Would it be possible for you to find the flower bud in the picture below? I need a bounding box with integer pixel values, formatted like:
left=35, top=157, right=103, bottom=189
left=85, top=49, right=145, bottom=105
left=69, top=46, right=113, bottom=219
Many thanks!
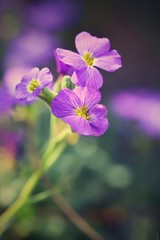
left=61, top=75, right=75, bottom=90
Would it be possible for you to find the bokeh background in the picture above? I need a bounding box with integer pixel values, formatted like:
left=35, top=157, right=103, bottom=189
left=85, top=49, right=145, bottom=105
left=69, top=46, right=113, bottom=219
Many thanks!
left=0, top=0, right=160, bottom=239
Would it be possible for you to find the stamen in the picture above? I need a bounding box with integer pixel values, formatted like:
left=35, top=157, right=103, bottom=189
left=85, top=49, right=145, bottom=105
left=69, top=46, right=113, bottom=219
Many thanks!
left=27, top=79, right=40, bottom=93
left=76, top=105, right=90, bottom=120
left=83, top=52, right=95, bottom=66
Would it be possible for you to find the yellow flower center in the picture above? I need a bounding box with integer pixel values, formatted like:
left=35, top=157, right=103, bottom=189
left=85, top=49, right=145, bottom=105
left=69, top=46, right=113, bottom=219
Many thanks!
left=27, top=79, right=40, bottom=93
left=76, top=105, right=90, bottom=120
left=83, top=52, right=95, bottom=66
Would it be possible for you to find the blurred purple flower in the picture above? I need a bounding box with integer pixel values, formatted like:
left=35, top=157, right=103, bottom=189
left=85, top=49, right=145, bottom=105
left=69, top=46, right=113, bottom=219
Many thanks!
left=3, top=66, right=30, bottom=96
left=0, top=129, right=21, bottom=156
left=0, top=87, right=15, bottom=115
left=0, top=129, right=21, bottom=172
left=56, top=31, right=122, bottom=89
left=51, top=87, right=109, bottom=136
left=110, top=90, right=160, bottom=137
left=15, top=67, right=53, bottom=102
left=25, top=0, right=79, bottom=31
left=4, top=28, right=59, bottom=67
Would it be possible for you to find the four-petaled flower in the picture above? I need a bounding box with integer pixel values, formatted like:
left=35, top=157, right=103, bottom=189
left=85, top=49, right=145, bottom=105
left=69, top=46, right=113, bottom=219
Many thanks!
left=15, top=67, right=53, bottom=102
left=51, top=87, right=109, bottom=136
left=56, top=31, right=122, bottom=89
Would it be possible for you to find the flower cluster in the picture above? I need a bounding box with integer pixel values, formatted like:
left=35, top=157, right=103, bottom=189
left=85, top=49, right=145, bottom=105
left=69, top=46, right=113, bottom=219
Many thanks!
left=15, top=32, right=122, bottom=136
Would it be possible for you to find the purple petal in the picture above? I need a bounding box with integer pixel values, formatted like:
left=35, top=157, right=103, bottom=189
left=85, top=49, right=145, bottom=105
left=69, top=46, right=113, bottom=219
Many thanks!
left=95, top=50, right=122, bottom=72
left=62, top=115, right=93, bottom=136
left=75, top=31, right=110, bottom=57
left=15, top=82, right=31, bottom=100
left=75, top=67, right=103, bottom=89
left=51, top=88, right=82, bottom=118
left=21, top=74, right=31, bottom=83
left=38, top=67, right=53, bottom=86
left=21, top=67, right=40, bottom=84
left=73, top=87, right=101, bottom=108
left=90, top=104, right=108, bottom=117
left=29, top=67, right=40, bottom=79
left=71, top=71, right=78, bottom=84
left=89, top=104, right=109, bottom=136
left=56, top=48, right=85, bottom=70
left=54, top=50, right=74, bottom=76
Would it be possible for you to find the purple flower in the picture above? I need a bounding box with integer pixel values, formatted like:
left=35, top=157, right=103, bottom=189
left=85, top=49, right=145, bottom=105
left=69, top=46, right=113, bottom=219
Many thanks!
left=4, top=29, right=59, bottom=67
left=110, top=90, right=160, bottom=138
left=0, top=129, right=21, bottom=156
left=25, top=0, right=79, bottom=31
left=0, top=129, right=21, bottom=173
left=15, top=67, right=53, bottom=102
left=3, top=66, right=30, bottom=96
left=0, top=87, right=15, bottom=115
left=56, top=31, right=122, bottom=89
left=51, top=87, right=109, bottom=136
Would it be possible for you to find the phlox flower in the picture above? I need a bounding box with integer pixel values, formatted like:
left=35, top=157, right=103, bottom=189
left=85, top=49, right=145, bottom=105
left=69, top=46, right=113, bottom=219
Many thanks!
left=15, top=67, right=53, bottom=102
left=51, top=87, right=109, bottom=136
left=56, top=31, right=122, bottom=89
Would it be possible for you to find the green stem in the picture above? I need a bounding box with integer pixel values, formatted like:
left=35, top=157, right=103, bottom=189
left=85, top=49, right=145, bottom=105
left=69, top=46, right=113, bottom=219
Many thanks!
left=39, top=87, right=56, bottom=105
left=0, top=169, right=42, bottom=234
left=38, top=94, right=51, bottom=106
left=43, top=127, right=71, bottom=161
left=0, top=129, right=68, bottom=235
left=28, top=188, right=59, bottom=204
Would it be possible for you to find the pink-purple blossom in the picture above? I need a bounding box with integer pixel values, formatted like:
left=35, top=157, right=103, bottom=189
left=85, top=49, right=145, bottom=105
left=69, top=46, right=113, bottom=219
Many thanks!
left=110, top=90, right=160, bottom=138
left=51, top=87, right=109, bottom=136
left=25, top=0, right=79, bottom=31
left=56, top=31, right=122, bottom=89
left=3, top=66, right=30, bottom=96
left=15, top=67, right=53, bottom=102
left=4, top=29, right=58, bottom=67
left=0, top=129, right=21, bottom=157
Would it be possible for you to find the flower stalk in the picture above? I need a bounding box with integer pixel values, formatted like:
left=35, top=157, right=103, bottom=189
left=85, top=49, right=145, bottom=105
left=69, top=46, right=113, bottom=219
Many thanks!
left=0, top=128, right=69, bottom=235
left=2, top=30, right=122, bottom=238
